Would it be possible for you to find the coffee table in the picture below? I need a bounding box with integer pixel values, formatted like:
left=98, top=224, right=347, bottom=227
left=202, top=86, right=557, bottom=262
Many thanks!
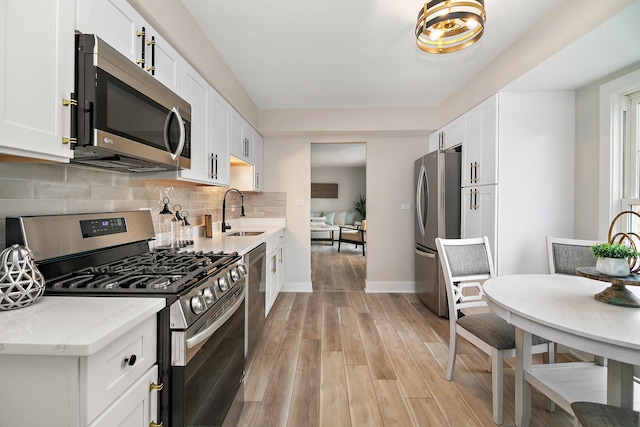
left=311, top=224, right=339, bottom=245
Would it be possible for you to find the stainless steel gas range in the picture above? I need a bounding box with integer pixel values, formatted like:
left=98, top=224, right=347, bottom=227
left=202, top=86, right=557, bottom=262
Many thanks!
left=6, top=210, right=246, bottom=427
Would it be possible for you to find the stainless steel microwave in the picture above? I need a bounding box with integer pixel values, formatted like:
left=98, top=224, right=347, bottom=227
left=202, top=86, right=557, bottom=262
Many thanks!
left=72, top=33, right=191, bottom=172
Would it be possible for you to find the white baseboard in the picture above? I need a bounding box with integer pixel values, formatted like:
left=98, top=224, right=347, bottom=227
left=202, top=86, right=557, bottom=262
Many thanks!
left=282, top=282, right=313, bottom=293
left=365, top=281, right=416, bottom=293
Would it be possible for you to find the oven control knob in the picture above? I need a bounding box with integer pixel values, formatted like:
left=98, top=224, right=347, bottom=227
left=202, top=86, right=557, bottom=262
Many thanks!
left=230, top=267, right=243, bottom=281
left=218, top=276, right=230, bottom=292
left=202, top=286, right=216, bottom=304
left=237, top=264, right=247, bottom=275
left=190, top=295, right=206, bottom=314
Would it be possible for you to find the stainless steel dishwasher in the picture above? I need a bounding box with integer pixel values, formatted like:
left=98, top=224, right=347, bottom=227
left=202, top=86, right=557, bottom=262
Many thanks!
left=245, top=242, right=266, bottom=365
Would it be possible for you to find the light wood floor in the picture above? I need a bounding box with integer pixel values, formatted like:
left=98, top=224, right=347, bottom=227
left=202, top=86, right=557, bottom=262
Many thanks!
left=237, top=243, right=574, bottom=426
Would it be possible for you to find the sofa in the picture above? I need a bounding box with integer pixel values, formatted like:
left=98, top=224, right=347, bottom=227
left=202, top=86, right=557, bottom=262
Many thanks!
left=310, top=211, right=361, bottom=243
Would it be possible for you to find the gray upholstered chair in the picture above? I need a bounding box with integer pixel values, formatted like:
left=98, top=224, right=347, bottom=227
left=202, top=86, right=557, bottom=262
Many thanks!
left=338, top=220, right=366, bottom=256
left=571, top=401, right=639, bottom=427
left=546, top=236, right=600, bottom=275
left=436, top=236, right=555, bottom=426
left=546, top=236, right=606, bottom=366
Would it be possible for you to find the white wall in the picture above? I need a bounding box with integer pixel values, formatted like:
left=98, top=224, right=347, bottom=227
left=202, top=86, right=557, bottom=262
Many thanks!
left=310, top=166, right=365, bottom=215
left=439, top=0, right=636, bottom=128
left=497, top=91, right=576, bottom=274
left=574, top=63, right=640, bottom=240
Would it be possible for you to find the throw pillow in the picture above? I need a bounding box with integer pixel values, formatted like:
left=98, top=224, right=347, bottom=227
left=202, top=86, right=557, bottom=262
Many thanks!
left=333, top=211, right=347, bottom=226
left=345, top=211, right=356, bottom=225
left=323, top=211, right=336, bottom=225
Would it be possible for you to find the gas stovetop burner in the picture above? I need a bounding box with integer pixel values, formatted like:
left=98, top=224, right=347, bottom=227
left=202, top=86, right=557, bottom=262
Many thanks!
left=44, top=250, right=239, bottom=295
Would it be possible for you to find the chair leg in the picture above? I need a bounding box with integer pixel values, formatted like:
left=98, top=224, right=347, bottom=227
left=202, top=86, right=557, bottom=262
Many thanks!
left=492, top=349, right=504, bottom=425
left=445, top=327, right=457, bottom=381
left=338, top=239, right=341, bottom=252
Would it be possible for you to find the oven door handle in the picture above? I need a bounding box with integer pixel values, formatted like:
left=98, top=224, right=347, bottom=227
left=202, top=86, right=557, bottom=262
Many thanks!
left=185, top=287, right=245, bottom=349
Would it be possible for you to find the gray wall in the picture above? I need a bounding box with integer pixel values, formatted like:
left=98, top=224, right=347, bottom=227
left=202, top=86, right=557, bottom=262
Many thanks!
left=310, top=166, right=365, bottom=215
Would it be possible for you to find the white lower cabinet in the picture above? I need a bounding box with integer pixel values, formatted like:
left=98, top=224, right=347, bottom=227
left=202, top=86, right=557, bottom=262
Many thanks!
left=0, top=316, right=160, bottom=427
left=265, top=230, right=285, bottom=315
left=89, top=365, right=159, bottom=427
left=461, top=184, right=497, bottom=256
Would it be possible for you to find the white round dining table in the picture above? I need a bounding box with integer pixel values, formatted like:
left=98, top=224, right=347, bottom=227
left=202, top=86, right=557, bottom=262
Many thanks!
left=483, top=274, right=640, bottom=427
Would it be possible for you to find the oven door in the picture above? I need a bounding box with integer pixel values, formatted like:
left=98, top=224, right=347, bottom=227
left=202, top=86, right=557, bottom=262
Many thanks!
left=171, top=285, right=245, bottom=427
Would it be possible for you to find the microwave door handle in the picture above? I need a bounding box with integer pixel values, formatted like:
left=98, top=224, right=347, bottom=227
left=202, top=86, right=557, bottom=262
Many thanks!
left=164, top=107, right=186, bottom=161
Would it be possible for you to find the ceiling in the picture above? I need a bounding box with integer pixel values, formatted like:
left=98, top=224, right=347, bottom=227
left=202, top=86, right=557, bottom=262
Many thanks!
left=179, top=1, right=640, bottom=166
left=311, top=143, right=366, bottom=168
left=180, top=0, right=566, bottom=110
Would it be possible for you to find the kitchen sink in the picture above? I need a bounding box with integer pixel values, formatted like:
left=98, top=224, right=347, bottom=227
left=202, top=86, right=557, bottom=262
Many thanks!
left=226, top=231, right=265, bottom=237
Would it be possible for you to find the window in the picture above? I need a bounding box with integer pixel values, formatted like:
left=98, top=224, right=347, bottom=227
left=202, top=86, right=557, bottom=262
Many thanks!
left=621, top=91, right=640, bottom=230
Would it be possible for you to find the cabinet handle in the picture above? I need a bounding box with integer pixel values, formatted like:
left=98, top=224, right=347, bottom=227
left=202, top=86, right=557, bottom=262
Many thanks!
left=271, top=255, right=277, bottom=274
left=146, top=36, right=156, bottom=75
left=149, top=422, right=163, bottom=427
left=62, top=99, right=77, bottom=107
left=149, top=382, right=164, bottom=391
left=256, top=172, right=259, bottom=188
left=136, top=27, right=146, bottom=67
left=124, top=355, right=137, bottom=366
left=209, top=153, right=218, bottom=179
left=61, top=137, right=77, bottom=144
left=470, top=189, right=479, bottom=210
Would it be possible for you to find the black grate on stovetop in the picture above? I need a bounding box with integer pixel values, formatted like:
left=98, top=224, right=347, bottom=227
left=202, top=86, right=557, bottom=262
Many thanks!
left=44, top=250, right=238, bottom=294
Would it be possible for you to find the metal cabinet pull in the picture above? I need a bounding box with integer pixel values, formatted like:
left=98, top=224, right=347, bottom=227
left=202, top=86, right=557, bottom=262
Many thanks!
left=137, top=27, right=146, bottom=67
left=149, top=422, right=163, bottom=427
left=209, top=153, right=218, bottom=179
left=146, top=36, right=156, bottom=74
left=149, top=382, right=164, bottom=391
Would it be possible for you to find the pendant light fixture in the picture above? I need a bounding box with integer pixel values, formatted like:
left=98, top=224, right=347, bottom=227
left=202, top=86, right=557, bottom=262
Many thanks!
left=415, top=0, right=486, bottom=54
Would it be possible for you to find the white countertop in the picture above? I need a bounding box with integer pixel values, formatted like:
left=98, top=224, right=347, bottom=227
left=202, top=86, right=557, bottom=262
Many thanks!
left=0, top=218, right=284, bottom=357
left=189, top=217, right=286, bottom=255
left=0, top=296, right=165, bottom=357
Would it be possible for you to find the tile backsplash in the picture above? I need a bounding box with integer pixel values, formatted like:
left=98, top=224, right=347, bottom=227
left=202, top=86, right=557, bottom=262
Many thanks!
left=0, top=163, right=285, bottom=248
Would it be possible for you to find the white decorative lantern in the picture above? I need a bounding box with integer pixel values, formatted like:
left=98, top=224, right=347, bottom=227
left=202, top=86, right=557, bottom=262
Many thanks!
left=0, top=244, right=45, bottom=310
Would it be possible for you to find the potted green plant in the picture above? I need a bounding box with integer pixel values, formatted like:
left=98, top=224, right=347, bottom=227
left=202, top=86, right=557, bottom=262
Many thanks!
left=354, top=194, right=366, bottom=220
left=590, top=242, right=639, bottom=277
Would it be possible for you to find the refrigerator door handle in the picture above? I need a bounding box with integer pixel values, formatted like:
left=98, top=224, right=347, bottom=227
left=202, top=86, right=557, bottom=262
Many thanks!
left=416, top=165, right=427, bottom=237
left=415, top=248, right=436, bottom=258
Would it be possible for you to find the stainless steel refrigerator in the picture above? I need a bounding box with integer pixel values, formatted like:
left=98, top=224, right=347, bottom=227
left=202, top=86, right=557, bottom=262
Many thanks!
left=415, top=148, right=461, bottom=317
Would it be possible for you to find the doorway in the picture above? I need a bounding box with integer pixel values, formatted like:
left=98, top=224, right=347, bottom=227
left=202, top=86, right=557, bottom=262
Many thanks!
left=310, top=142, right=366, bottom=291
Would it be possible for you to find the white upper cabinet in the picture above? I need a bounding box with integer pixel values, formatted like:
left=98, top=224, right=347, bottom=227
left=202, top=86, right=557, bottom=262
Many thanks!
left=139, top=21, right=182, bottom=93
left=76, top=0, right=139, bottom=61
left=429, top=117, right=464, bottom=153
left=253, top=133, right=263, bottom=192
left=210, top=91, right=231, bottom=186
left=441, top=120, right=464, bottom=150
left=230, top=110, right=250, bottom=162
left=462, top=95, right=498, bottom=187
left=0, top=0, right=75, bottom=162
left=76, top=0, right=182, bottom=93
left=178, top=62, right=211, bottom=184
left=229, top=109, right=263, bottom=192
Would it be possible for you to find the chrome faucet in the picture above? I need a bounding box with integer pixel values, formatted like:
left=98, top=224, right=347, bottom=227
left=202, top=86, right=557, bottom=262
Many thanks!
left=221, top=188, right=245, bottom=232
